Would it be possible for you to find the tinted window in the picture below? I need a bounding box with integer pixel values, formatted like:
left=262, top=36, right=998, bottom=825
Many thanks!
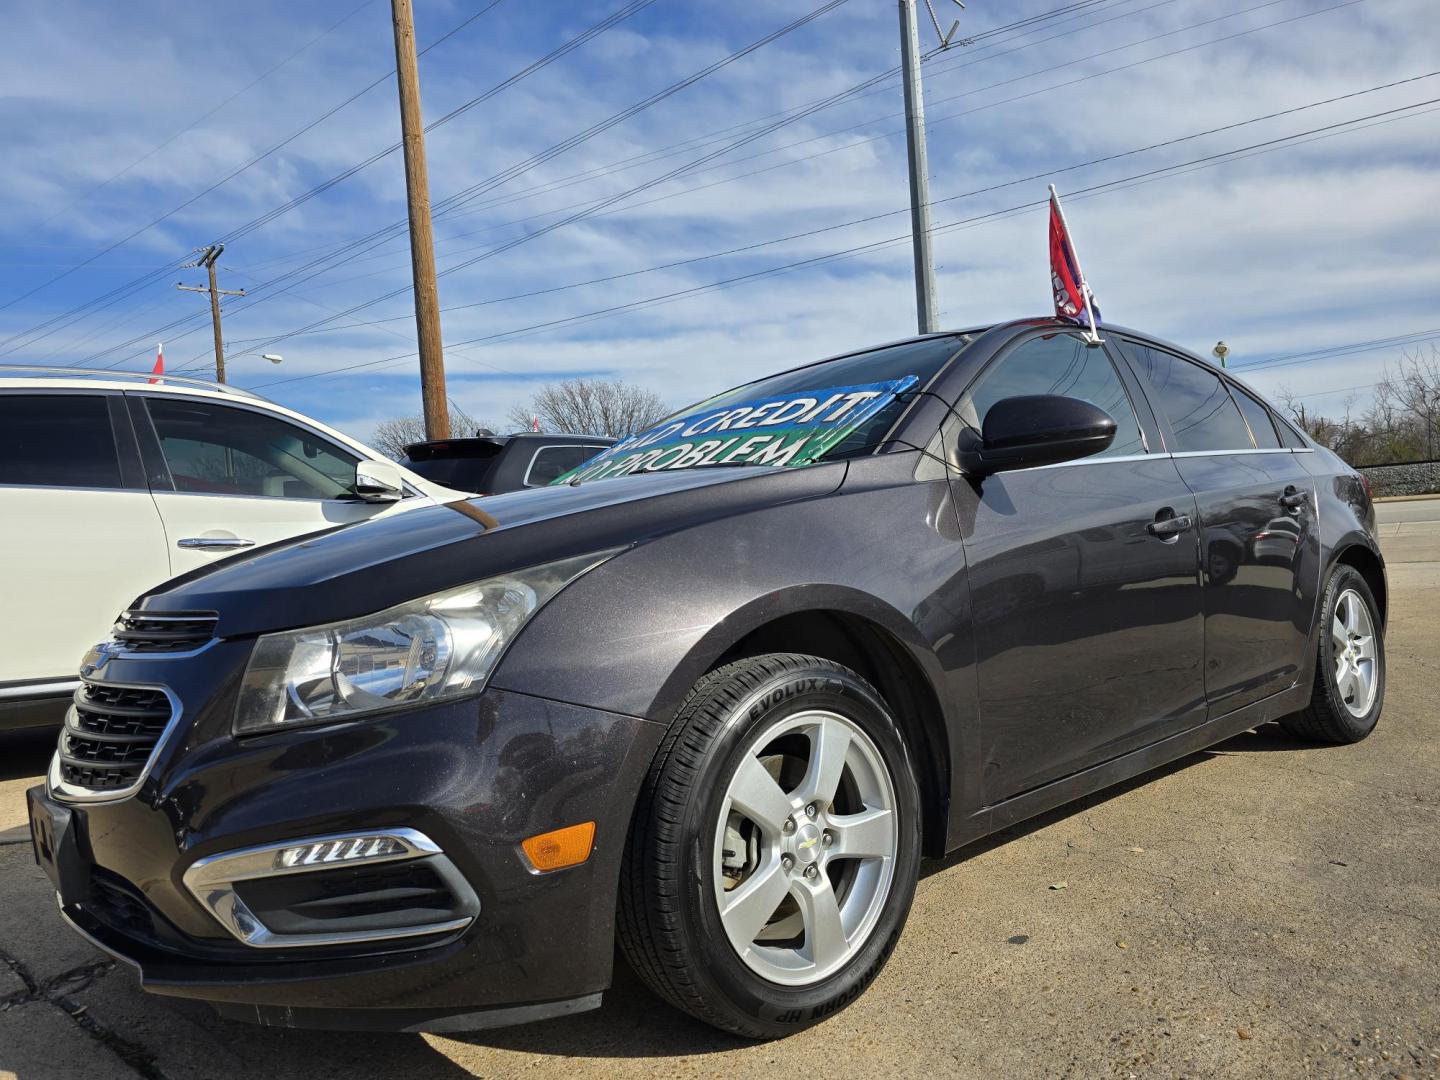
left=1125, top=344, right=1254, bottom=452
left=525, top=445, right=606, bottom=486
left=145, top=399, right=359, bottom=499
left=0, top=394, right=123, bottom=489
left=1275, top=415, right=1307, bottom=449
left=1231, top=385, right=1281, bottom=448
left=961, top=332, right=1146, bottom=458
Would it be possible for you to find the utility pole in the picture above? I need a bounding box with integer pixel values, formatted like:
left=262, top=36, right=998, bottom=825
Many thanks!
left=390, top=0, right=450, bottom=440
left=898, top=0, right=944, bottom=335
left=176, top=244, right=244, bottom=383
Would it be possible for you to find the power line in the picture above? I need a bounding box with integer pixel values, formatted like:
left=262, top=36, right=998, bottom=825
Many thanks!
left=63, top=0, right=663, bottom=370
left=0, top=0, right=510, bottom=351
left=243, top=96, right=1440, bottom=391
left=111, top=0, right=1129, bottom=369
left=29, top=0, right=377, bottom=235
left=210, top=1, right=1395, bottom=363
left=166, top=0, right=872, bottom=367
left=236, top=0, right=1153, bottom=278
left=303, top=0, right=1377, bottom=303
left=219, top=72, right=1439, bottom=348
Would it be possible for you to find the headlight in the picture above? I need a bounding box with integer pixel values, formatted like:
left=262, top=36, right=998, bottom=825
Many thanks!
left=233, top=552, right=611, bottom=735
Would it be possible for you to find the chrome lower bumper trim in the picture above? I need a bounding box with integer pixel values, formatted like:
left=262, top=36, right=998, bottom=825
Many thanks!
left=181, top=827, right=479, bottom=949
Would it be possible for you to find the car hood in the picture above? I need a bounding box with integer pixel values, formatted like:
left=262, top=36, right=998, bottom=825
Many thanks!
left=138, top=463, right=846, bottom=638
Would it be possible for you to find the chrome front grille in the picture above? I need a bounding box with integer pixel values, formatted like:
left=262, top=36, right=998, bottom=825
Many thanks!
left=112, top=610, right=218, bottom=653
left=53, top=679, right=177, bottom=799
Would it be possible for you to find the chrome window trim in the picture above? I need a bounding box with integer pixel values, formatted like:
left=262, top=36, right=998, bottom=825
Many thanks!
left=0, top=679, right=81, bottom=701
left=1168, top=448, right=1304, bottom=458
left=0, top=483, right=150, bottom=494
left=47, top=681, right=183, bottom=804
left=181, top=827, right=479, bottom=949
left=1027, top=447, right=1316, bottom=472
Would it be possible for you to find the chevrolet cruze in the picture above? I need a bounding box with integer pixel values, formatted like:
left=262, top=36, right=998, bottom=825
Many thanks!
left=27, top=319, right=1386, bottom=1038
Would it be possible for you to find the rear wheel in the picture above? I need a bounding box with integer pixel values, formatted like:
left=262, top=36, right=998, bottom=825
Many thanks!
left=1280, top=564, right=1384, bottom=744
left=618, top=654, right=921, bottom=1038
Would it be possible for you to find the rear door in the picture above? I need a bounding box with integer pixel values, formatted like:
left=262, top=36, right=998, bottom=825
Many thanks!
left=0, top=392, right=171, bottom=685
left=949, top=330, right=1206, bottom=802
left=129, top=395, right=403, bottom=576
left=1116, top=339, right=1320, bottom=714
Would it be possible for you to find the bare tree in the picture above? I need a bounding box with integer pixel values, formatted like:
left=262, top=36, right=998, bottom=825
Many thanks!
left=506, top=378, right=669, bottom=438
left=372, top=403, right=494, bottom=459
left=1276, top=346, right=1440, bottom=465
left=1375, top=346, right=1440, bottom=459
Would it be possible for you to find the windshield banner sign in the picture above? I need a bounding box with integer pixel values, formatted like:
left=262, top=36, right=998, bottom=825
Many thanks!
left=554, top=376, right=919, bottom=484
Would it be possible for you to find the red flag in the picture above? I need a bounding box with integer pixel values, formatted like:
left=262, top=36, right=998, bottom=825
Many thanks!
left=531, top=415, right=540, bottom=432
left=1048, top=187, right=1101, bottom=339
left=149, top=343, right=164, bottom=384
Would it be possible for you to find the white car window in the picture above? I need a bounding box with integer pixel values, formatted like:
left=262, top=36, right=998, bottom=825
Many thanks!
left=145, top=398, right=360, bottom=500
left=0, top=394, right=126, bottom=489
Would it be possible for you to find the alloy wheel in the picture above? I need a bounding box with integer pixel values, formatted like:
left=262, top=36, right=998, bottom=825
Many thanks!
left=711, top=709, right=898, bottom=986
left=1331, top=588, right=1379, bottom=718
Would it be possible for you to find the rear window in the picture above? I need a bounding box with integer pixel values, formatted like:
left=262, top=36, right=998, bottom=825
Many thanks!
left=0, top=394, right=124, bottom=489
left=401, top=443, right=504, bottom=491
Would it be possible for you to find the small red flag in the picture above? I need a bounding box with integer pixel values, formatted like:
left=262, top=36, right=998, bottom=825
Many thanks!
left=532, top=415, right=540, bottom=432
left=149, top=343, right=164, bottom=384
left=1048, top=187, right=1101, bottom=340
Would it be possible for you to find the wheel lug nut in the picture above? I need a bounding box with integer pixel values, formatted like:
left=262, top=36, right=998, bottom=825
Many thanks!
left=805, top=803, right=818, bottom=819
left=822, top=831, right=833, bottom=847
left=804, top=864, right=819, bottom=879
left=783, top=818, right=796, bottom=835
left=781, top=854, right=795, bottom=871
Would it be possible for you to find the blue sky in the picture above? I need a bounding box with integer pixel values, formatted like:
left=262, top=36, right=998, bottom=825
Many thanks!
left=1, top=0, right=1436, bottom=441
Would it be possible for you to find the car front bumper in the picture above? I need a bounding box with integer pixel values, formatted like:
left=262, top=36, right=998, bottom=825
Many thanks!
left=30, top=675, right=663, bottom=1031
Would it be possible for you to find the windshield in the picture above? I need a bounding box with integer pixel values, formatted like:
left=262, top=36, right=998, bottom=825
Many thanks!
left=555, top=336, right=970, bottom=484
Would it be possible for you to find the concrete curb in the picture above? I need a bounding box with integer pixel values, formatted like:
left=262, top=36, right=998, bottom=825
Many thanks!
left=1374, top=493, right=1440, bottom=503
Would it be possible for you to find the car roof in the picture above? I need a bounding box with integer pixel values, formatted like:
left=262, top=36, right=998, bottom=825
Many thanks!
left=0, top=365, right=272, bottom=400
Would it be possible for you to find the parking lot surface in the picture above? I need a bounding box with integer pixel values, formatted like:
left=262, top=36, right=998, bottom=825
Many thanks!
left=3, top=501, right=1437, bottom=1079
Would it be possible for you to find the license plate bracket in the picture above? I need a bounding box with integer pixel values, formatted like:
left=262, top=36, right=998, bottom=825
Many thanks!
left=27, top=787, right=92, bottom=904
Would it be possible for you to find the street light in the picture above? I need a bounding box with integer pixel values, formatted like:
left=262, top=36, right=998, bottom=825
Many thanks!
left=262, top=354, right=283, bottom=365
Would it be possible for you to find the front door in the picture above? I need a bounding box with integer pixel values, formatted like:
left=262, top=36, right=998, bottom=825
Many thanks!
left=1117, top=340, right=1320, bottom=714
left=947, top=330, right=1207, bottom=803
left=128, top=395, right=397, bottom=576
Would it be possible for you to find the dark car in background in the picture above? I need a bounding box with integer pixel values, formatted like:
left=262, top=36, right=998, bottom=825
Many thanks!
left=401, top=431, right=613, bottom=494
left=28, top=319, right=1385, bottom=1040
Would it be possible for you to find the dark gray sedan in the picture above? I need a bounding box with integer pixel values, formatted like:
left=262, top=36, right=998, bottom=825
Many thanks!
left=28, top=318, right=1384, bottom=1039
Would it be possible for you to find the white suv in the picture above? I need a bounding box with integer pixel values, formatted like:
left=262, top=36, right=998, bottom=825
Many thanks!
left=0, top=368, right=469, bottom=730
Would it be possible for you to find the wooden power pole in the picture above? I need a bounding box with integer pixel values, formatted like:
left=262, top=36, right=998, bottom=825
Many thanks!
left=176, top=243, right=244, bottom=383
left=390, top=0, right=450, bottom=440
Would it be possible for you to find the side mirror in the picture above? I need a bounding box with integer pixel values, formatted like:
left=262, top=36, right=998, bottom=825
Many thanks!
left=353, top=459, right=405, bottom=502
left=958, top=394, right=1116, bottom=475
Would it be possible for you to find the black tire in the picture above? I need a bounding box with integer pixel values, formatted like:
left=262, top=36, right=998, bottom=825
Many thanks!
left=1280, top=564, right=1385, bottom=744
left=617, top=653, right=922, bottom=1039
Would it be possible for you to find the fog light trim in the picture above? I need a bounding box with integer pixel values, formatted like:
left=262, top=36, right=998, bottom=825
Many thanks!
left=182, top=828, right=478, bottom=949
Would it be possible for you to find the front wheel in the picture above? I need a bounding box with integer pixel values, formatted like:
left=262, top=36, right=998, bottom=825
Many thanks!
left=618, top=654, right=921, bottom=1038
left=1280, top=564, right=1385, bottom=744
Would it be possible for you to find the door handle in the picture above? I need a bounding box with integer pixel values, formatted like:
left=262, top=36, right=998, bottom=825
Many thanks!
left=1279, top=486, right=1310, bottom=511
left=1146, top=510, right=1193, bottom=540
left=177, top=537, right=256, bottom=550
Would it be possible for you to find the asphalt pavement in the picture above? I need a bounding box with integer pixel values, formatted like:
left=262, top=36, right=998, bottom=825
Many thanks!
left=2, top=501, right=1437, bottom=1079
